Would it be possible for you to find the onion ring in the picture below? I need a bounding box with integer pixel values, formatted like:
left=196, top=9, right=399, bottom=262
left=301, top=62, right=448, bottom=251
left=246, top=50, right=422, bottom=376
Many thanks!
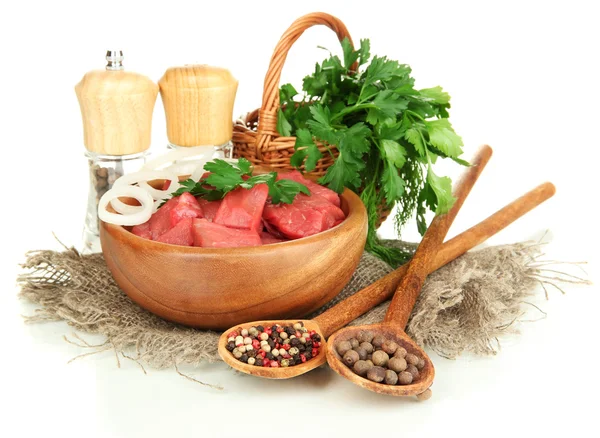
left=98, top=185, right=154, bottom=226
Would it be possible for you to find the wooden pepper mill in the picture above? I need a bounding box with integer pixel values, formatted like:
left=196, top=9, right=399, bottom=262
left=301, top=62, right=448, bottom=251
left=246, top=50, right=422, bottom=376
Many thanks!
left=158, top=65, right=238, bottom=156
left=75, top=50, right=159, bottom=253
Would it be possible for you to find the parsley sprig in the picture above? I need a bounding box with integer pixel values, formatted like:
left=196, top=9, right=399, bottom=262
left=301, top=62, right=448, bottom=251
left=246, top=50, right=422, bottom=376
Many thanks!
left=278, top=38, right=466, bottom=265
left=168, top=158, right=310, bottom=205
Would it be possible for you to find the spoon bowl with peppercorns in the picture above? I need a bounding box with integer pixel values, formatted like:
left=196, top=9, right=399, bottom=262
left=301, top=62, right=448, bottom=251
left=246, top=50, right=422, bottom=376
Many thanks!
left=326, top=146, right=492, bottom=399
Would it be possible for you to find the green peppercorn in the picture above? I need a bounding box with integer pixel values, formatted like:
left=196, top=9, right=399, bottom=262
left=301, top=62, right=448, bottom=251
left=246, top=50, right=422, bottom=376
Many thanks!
left=372, top=350, right=389, bottom=367
left=381, top=340, right=399, bottom=355
left=260, top=333, right=269, bottom=341
left=249, top=327, right=258, bottom=337
left=233, top=350, right=243, bottom=359
left=247, top=357, right=256, bottom=366
left=343, top=350, right=360, bottom=366
left=336, top=340, right=352, bottom=357
left=281, top=359, right=290, bottom=367
left=359, top=342, right=373, bottom=354
left=398, top=371, right=413, bottom=385
left=372, top=335, right=385, bottom=348
left=280, top=332, right=289, bottom=340
left=293, top=322, right=303, bottom=330
left=353, top=360, right=373, bottom=377
left=289, top=347, right=300, bottom=356
left=354, top=347, right=368, bottom=361
left=367, top=366, right=386, bottom=383
left=385, top=369, right=398, bottom=385
left=365, top=360, right=374, bottom=368
left=283, top=339, right=291, bottom=345
left=349, top=338, right=359, bottom=349
left=387, top=357, right=408, bottom=373
left=261, top=344, right=271, bottom=353
left=357, top=330, right=375, bottom=344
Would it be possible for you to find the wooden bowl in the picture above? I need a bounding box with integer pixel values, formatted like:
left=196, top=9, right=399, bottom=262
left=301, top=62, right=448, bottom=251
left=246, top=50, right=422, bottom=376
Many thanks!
left=99, top=189, right=367, bottom=330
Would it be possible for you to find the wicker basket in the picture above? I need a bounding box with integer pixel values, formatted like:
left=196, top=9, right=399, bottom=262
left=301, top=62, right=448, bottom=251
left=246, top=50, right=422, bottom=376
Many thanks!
left=232, top=12, right=358, bottom=177
left=233, top=12, right=392, bottom=224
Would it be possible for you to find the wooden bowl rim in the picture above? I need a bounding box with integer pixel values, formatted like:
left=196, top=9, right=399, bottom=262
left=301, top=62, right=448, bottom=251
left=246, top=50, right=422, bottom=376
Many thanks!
left=101, top=188, right=366, bottom=254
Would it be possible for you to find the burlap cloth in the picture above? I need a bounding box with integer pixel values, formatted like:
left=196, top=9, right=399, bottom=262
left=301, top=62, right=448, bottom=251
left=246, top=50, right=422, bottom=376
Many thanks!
left=18, top=240, right=586, bottom=380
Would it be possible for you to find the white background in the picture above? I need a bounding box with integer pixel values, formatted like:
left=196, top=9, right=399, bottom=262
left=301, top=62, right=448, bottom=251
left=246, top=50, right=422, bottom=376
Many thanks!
left=1, top=0, right=598, bottom=437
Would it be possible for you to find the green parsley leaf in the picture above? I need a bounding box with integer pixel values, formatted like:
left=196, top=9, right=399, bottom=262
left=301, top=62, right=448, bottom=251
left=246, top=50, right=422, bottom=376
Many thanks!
left=426, top=165, right=455, bottom=214
left=419, top=86, right=450, bottom=105
left=358, top=39, right=371, bottom=66
left=277, top=108, right=292, bottom=136
left=270, top=178, right=310, bottom=204
left=280, top=83, right=298, bottom=103
left=341, top=37, right=358, bottom=70
left=381, top=139, right=407, bottom=168
left=404, top=126, right=427, bottom=157
left=291, top=128, right=323, bottom=172
left=425, top=119, right=464, bottom=158
left=382, top=161, right=406, bottom=204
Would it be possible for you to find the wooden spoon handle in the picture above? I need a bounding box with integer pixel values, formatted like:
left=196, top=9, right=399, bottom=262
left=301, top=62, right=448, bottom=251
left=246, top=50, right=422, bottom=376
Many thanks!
left=384, top=146, right=492, bottom=328
left=314, top=182, right=555, bottom=337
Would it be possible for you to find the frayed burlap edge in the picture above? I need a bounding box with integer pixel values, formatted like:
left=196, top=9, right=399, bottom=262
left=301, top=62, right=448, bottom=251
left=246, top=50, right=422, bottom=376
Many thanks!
left=17, top=240, right=590, bottom=385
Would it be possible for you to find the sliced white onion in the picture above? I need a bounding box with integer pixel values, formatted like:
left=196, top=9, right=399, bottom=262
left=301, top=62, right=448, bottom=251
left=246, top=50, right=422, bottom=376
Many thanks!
left=141, top=146, right=218, bottom=171
left=98, top=185, right=154, bottom=226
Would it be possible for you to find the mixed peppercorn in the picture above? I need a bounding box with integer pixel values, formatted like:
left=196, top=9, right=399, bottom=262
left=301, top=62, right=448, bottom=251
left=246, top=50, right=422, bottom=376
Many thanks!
left=335, top=330, right=425, bottom=385
left=225, top=322, right=322, bottom=368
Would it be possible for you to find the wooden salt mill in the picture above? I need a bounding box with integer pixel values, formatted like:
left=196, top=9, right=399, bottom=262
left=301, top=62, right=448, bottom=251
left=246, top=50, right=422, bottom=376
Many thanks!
left=158, top=65, right=238, bottom=169
left=75, top=50, right=159, bottom=253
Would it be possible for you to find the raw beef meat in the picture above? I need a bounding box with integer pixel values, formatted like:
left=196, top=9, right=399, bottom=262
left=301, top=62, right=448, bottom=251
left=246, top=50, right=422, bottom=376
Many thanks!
left=277, top=171, right=341, bottom=207
left=214, top=184, right=269, bottom=232
left=156, top=218, right=194, bottom=246
left=293, top=194, right=345, bottom=222
left=131, top=221, right=152, bottom=240
left=149, top=197, right=178, bottom=240
left=260, top=231, right=286, bottom=245
left=196, top=198, right=222, bottom=222
left=169, top=192, right=203, bottom=226
left=192, top=219, right=262, bottom=248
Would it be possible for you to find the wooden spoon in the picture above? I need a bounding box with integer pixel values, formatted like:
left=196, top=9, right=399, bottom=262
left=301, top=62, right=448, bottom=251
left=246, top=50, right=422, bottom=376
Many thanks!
left=218, top=181, right=555, bottom=379
left=325, top=150, right=488, bottom=397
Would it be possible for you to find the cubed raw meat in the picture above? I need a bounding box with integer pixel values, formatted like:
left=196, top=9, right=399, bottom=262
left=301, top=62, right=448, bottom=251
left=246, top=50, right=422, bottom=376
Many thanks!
left=196, top=197, right=222, bottom=222
left=277, top=171, right=341, bottom=207
left=192, top=219, right=262, bottom=248
left=156, top=218, right=194, bottom=246
left=262, top=193, right=346, bottom=239
left=214, top=184, right=269, bottom=232
left=293, top=193, right=345, bottom=222
left=131, top=221, right=152, bottom=240
left=149, top=198, right=178, bottom=240
left=263, top=202, right=332, bottom=239
left=260, top=231, right=286, bottom=245
left=170, top=192, right=203, bottom=226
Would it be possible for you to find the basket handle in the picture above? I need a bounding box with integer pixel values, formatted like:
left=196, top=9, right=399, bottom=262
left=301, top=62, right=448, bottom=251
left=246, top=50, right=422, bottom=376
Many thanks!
left=255, top=12, right=356, bottom=157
